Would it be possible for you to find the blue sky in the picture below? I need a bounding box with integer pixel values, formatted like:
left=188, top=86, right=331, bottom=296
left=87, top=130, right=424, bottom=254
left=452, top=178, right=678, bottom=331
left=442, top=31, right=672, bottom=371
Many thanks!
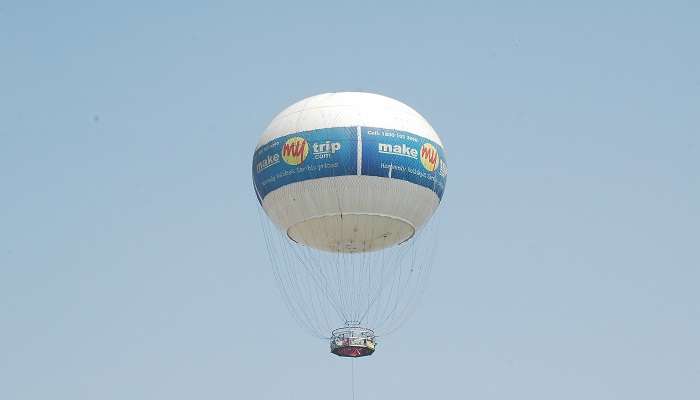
left=1, top=1, right=698, bottom=399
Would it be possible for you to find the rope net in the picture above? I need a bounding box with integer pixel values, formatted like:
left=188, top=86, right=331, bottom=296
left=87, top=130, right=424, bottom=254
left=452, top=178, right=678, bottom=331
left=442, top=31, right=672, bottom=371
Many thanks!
left=258, top=186, right=439, bottom=339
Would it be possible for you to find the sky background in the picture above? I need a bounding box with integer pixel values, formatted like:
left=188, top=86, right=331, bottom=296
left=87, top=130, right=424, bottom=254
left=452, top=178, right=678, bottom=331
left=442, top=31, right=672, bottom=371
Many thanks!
left=1, top=1, right=699, bottom=399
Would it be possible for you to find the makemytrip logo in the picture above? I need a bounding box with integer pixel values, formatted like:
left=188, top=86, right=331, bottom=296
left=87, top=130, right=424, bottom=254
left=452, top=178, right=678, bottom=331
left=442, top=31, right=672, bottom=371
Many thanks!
left=438, top=159, right=448, bottom=178
left=312, top=141, right=341, bottom=159
left=420, top=143, right=439, bottom=172
left=377, top=142, right=418, bottom=159
left=281, top=137, right=308, bottom=165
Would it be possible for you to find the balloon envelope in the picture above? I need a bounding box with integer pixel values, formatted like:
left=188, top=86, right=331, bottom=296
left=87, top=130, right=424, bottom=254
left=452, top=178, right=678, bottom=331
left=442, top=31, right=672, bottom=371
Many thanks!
left=253, top=92, right=447, bottom=253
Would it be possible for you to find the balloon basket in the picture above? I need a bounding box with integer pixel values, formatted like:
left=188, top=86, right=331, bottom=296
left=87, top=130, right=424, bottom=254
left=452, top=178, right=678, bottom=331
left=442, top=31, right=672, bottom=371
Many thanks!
left=330, top=325, right=376, bottom=358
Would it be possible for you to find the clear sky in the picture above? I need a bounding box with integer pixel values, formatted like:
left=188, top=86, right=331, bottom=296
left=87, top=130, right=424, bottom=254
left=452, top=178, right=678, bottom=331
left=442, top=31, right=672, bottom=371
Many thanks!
left=1, top=1, right=698, bottom=399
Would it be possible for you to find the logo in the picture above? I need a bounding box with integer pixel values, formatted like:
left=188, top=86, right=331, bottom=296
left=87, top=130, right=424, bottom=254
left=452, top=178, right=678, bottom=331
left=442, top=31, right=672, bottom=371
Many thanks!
left=378, top=142, right=418, bottom=159
left=312, top=141, right=341, bottom=159
left=281, top=136, right=308, bottom=165
left=420, top=143, right=439, bottom=172
left=438, top=158, right=448, bottom=178
left=255, top=153, right=279, bottom=173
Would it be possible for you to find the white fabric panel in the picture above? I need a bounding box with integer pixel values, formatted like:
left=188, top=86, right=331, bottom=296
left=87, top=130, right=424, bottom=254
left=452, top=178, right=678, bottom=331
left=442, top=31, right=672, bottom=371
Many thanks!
left=261, top=175, right=439, bottom=252
left=257, top=92, right=443, bottom=148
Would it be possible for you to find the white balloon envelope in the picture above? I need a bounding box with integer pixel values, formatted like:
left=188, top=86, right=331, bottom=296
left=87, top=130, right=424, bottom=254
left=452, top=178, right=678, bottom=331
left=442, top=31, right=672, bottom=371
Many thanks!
left=252, top=92, right=447, bottom=357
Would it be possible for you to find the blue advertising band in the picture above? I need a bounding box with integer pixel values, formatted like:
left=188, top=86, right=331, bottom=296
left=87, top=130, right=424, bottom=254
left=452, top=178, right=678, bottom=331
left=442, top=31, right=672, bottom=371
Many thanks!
left=252, top=126, right=447, bottom=202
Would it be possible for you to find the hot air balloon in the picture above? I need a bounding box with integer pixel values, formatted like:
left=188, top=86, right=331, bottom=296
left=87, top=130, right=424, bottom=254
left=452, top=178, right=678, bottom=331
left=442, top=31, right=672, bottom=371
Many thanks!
left=252, top=92, right=447, bottom=357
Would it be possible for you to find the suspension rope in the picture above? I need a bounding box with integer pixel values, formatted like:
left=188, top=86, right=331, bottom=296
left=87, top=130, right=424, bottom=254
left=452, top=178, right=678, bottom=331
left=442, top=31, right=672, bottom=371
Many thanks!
left=351, top=358, right=355, bottom=400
